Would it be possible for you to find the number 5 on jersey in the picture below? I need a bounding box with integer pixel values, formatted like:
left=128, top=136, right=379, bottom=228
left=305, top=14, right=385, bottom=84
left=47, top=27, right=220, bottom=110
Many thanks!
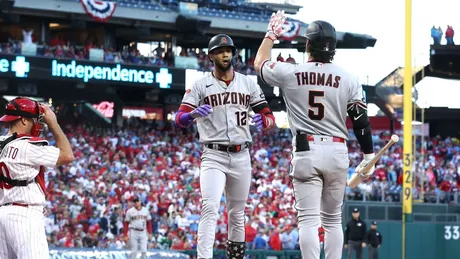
left=308, top=90, right=325, bottom=120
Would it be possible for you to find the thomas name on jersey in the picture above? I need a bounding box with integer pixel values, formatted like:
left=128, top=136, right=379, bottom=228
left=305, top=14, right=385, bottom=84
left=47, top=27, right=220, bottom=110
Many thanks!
left=203, top=92, right=251, bottom=108
left=295, top=72, right=341, bottom=88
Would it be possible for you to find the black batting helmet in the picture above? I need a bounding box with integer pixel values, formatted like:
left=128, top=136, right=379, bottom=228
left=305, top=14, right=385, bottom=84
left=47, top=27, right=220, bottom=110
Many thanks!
left=208, top=34, right=236, bottom=55
left=305, top=20, right=337, bottom=55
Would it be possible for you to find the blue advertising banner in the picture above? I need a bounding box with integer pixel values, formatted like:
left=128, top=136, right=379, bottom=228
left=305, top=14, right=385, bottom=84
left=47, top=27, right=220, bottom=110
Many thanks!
left=0, top=55, right=185, bottom=89
left=48, top=248, right=189, bottom=259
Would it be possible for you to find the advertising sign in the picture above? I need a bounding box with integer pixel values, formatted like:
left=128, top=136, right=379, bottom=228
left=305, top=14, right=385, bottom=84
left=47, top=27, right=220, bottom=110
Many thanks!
left=0, top=55, right=185, bottom=89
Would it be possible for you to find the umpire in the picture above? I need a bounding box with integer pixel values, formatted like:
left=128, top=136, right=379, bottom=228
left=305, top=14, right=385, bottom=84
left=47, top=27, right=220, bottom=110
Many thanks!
left=365, top=222, right=382, bottom=259
left=344, top=208, right=367, bottom=259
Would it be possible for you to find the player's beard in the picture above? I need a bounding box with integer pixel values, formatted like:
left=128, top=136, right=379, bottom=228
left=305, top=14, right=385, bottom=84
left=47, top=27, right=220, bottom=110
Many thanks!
left=215, top=60, right=232, bottom=72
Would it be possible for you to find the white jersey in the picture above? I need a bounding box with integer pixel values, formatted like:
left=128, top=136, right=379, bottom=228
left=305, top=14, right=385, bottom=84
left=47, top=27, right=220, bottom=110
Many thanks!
left=260, top=61, right=366, bottom=140
left=181, top=72, right=268, bottom=144
left=125, top=207, right=151, bottom=230
left=0, top=135, right=60, bottom=206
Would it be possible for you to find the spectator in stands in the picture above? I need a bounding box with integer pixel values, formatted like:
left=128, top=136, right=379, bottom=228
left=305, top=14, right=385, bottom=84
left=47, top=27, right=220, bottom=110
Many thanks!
left=252, top=230, right=267, bottom=250
left=446, top=25, right=455, bottom=45
left=245, top=220, right=257, bottom=249
left=431, top=25, right=441, bottom=45
left=22, top=28, right=33, bottom=44
left=269, top=227, right=282, bottom=250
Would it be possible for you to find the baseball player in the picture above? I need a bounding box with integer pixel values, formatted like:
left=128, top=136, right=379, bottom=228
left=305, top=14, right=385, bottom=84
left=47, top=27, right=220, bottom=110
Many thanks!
left=0, top=97, right=74, bottom=259
left=175, top=34, right=275, bottom=259
left=124, top=197, right=152, bottom=259
left=254, top=11, right=375, bottom=259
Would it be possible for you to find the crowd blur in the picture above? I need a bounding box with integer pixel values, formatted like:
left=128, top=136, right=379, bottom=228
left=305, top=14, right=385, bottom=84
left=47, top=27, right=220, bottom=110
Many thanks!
left=0, top=34, right=259, bottom=75
left=1, top=116, right=458, bottom=251
left=0, top=29, right=305, bottom=77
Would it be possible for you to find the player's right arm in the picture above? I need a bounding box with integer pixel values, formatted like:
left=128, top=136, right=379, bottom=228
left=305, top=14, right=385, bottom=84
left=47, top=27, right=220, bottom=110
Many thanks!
left=42, top=105, right=74, bottom=166
left=175, top=82, right=212, bottom=128
left=347, top=78, right=375, bottom=177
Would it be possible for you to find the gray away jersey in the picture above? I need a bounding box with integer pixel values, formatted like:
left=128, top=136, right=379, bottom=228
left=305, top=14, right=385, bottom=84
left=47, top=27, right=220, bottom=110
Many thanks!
left=261, top=60, right=366, bottom=140
left=181, top=72, right=267, bottom=144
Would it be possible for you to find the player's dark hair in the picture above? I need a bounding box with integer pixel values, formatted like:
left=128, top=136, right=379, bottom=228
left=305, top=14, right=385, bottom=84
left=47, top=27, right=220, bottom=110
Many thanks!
left=307, top=42, right=335, bottom=63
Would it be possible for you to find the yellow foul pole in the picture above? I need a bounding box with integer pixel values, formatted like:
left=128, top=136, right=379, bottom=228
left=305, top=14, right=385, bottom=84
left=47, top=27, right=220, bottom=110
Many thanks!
left=403, top=0, right=413, bottom=258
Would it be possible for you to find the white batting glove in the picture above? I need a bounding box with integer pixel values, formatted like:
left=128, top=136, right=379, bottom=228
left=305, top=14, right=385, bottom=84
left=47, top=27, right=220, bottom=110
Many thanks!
left=355, top=153, right=376, bottom=179
left=265, top=10, right=288, bottom=41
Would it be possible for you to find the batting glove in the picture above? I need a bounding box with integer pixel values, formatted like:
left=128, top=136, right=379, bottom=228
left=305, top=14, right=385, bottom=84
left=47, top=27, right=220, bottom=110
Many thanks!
left=265, top=10, right=288, bottom=41
left=250, top=114, right=264, bottom=131
left=355, top=153, right=376, bottom=179
left=190, top=104, right=213, bottom=119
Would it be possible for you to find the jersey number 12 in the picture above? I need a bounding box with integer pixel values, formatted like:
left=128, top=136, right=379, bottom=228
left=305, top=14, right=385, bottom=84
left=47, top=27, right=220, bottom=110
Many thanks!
left=235, top=111, right=248, bottom=126
left=308, top=90, right=325, bottom=120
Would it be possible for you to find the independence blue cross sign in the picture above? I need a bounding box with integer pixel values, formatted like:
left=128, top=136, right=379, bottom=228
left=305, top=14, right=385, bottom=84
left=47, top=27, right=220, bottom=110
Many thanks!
left=155, top=68, right=172, bottom=89
left=11, top=56, right=30, bottom=78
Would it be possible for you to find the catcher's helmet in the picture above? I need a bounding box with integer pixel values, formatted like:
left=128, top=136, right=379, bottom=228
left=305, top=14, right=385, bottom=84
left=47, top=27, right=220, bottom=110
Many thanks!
left=208, top=34, right=236, bottom=55
left=0, top=97, right=45, bottom=137
left=305, top=20, right=337, bottom=55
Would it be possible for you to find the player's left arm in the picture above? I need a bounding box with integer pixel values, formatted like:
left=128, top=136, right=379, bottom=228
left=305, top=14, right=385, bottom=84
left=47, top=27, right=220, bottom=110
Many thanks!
left=347, top=79, right=374, bottom=155
left=250, top=82, right=275, bottom=132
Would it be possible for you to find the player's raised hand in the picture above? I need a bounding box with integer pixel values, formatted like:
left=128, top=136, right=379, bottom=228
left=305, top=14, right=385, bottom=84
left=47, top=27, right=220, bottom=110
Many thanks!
left=265, top=10, right=288, bottom=41
left=355, top=153, right=376, bottom=179
left=250, top=114, right=264, bottom=131
left=190, top=104, right=213, bottom=119
left=41, top=104, right=58, bottom=125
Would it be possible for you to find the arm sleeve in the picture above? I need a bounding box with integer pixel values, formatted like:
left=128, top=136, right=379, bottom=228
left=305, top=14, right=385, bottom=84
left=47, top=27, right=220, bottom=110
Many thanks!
left=260, top=60, right=295, bottom=87
left=250, top=81, right=275, bottom=131
left=175, top=83, right=202, bottom=128
left=347, top=79, right=374, bottom=154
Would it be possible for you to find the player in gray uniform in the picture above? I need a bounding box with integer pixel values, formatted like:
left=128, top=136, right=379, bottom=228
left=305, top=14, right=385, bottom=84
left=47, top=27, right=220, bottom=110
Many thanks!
left=175, top=34, right=275, bottom=259
left=254, top=11, right=376, bottom=259
left=123, top=197, right=152, bottom=259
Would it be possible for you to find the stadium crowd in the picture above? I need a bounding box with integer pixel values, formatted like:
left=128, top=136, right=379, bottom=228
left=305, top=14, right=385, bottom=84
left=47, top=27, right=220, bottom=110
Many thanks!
left=0, top=35, right=258, bottom=75
left=0, top=115, right=457, bottom=251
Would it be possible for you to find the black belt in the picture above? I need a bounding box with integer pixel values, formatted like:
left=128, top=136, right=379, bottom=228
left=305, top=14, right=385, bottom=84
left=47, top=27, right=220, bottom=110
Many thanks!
left=130, top=228, right=145, bottom=231
left=206, top=143, right=249, bottom=153
left=0, top=175, right=36, bottom=187
left=0, top=203, right=29, bottom=207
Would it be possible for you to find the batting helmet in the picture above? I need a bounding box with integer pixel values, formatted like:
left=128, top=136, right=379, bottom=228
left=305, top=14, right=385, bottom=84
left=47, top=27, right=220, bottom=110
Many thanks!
left=0, top=97, right=45, bottom=137
left=304, top=20, right=337, bottom=55
left=207, top=34, right=236, bottom=55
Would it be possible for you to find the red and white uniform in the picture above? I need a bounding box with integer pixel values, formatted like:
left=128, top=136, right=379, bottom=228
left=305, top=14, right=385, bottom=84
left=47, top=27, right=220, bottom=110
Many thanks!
left=0, top=135, right=60, bottom=259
